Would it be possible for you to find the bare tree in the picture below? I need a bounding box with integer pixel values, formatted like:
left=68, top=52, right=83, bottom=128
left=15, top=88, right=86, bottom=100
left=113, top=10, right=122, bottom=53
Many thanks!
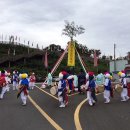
left=62, top=21, right=85, bottom=41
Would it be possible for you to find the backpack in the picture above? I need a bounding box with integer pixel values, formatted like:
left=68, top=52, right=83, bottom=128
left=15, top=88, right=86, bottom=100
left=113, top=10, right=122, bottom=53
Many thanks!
left=0, top=76, right=6, bottom=87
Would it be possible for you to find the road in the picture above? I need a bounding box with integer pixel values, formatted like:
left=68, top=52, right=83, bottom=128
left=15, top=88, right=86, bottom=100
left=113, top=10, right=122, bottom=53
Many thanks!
left=0, top=83, right=130, bottom=130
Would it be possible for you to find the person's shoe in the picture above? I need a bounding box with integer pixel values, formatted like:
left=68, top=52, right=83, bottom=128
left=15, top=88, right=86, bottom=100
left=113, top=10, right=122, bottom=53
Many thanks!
left=126, top=97, right=130, bottom=101
left=59, top=104, right=65, bottom=108
left=22, top=103, right=27, bottom=106
left=89, top=102, right=93, bottom=106
left=89, top=104, right=93, bottom=106
left=121, top=99, right=126, bottom=102
left=104, top=101, right=110, bottom=104
left=93, top=100, right=96, bottom=103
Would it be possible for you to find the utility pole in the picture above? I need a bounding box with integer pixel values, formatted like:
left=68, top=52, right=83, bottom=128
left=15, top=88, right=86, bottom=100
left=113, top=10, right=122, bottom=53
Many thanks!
left=114, top=43, right=116, bottom=72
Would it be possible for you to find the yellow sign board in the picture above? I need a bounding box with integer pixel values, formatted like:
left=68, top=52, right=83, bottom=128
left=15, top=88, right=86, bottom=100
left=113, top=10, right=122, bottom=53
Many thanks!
left=67, top=41, right=75, bottom=66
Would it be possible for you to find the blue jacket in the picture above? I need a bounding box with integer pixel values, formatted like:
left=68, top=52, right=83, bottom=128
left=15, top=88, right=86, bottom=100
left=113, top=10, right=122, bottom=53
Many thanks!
left=89, top=79, right=96, bottom=89
left=104, top=79, right=111, bottom=91
left=58, top=79, right=66, bottom=92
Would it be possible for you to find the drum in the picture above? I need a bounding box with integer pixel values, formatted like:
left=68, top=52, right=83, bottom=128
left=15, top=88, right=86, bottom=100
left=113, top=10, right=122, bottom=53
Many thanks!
left=80, top=85, right=86, bottom=93
left=50, top=85, right=58, bottom=95
left=115, top=84, right=123, bottom=93
left=98, top=85, right=104, bottom=93
left=80, top=85, right=86, bottom=90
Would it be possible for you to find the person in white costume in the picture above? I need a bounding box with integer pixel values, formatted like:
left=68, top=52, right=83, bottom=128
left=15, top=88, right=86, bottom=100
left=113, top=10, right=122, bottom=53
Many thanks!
left=85, top=72, right=97, bottom=106
left=103, top=73, right=112, bottom=104
left=17, top=73, right=29, bottom=106
left=120, top=72, right=129, bottom=102
left=47, top=70, right=52, bottom=88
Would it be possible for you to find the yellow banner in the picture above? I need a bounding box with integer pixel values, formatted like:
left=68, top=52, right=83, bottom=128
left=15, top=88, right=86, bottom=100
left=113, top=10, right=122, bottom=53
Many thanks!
left=67, top=41, right=75, bottom=66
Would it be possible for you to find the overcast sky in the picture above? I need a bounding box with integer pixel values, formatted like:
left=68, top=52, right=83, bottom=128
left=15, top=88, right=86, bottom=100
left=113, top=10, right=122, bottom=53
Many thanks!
left=0, top=0, right=130, bottom=57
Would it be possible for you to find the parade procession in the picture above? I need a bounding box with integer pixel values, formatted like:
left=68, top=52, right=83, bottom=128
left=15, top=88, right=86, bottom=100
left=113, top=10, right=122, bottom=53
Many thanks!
left=1, top=67, right=130, bottom=107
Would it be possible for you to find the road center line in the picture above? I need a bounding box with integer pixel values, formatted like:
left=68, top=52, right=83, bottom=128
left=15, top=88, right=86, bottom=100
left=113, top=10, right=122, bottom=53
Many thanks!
left=28, top=95, right=63, bottom=130
left=74, top=98, right=87, bottom=130
left=74, top=93, right=101, bottom=130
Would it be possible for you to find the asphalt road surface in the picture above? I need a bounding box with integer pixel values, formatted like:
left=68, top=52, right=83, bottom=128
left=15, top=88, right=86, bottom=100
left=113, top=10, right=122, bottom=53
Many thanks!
left=0, top=83, right=130, bottom=130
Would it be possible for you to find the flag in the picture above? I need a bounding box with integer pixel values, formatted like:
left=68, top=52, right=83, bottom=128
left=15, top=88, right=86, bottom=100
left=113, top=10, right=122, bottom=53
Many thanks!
left=44, top=51, right=48, bottom=68
left=94, top=51, right=98, bottom=67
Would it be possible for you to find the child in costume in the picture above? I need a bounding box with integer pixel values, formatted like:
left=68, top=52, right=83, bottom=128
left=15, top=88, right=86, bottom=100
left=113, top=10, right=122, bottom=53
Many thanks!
left=17, top=73, right=29, bottom=106
left=29, top=72, right=36, bottom=90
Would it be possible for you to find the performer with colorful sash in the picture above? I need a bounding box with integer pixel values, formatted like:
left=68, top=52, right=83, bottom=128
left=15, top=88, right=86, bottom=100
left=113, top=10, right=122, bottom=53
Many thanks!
left=17, top=73, right=29, bottom=106
left=85, top=72, right=97, bottom=106
left=58, top=72, right=68, bottom=108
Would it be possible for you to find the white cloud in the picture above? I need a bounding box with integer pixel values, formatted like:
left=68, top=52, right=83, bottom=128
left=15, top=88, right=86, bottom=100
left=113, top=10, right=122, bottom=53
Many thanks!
left=0, top=0, right=130, bottom=57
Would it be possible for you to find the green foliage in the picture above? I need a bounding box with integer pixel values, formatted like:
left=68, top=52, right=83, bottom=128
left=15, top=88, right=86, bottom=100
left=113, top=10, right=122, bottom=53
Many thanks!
left=0, top=42, right=109, bottom=80
left=62, top=21, right=85, bottom=41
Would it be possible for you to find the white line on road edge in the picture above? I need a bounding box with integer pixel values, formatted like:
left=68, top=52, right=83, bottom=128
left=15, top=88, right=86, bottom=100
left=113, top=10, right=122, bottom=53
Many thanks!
left=28, top=95, right=63, bottom=130
left=35, top=86, right=58, bottom=100
left=36, top=85, right=79, bottom=99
